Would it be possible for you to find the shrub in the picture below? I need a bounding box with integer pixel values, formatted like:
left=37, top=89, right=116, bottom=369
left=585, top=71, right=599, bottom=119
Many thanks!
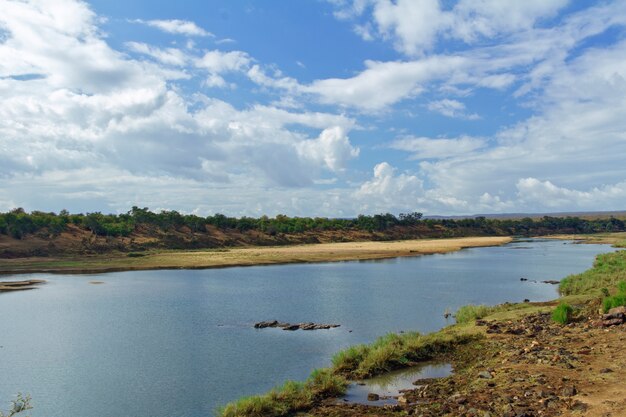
left=551, top=303, right=573, bottom=324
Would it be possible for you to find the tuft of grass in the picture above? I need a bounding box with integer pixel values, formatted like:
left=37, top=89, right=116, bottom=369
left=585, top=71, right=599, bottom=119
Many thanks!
left=551, top=303, right=573, bottom=324
left=455, top=304, right=495, bottom=324
left=559, top=251, right=626, bottom=296
left=331, top=330, right=479, bottom=379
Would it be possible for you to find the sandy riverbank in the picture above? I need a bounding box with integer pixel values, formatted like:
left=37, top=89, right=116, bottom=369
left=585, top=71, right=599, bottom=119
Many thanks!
left=0, top=236, right=512, bottom=275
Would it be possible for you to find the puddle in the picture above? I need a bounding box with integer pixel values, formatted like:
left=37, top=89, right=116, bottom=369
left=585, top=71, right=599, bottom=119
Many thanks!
left=341, top=362, right=452, bottom=406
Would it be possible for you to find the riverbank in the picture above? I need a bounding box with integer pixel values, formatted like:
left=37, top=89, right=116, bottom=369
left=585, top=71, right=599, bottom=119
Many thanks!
left=219, top=246, right=626, bottom=417
left=544, top=232, right=626, bottom=246
left=0, top=236, right=511, bottom=275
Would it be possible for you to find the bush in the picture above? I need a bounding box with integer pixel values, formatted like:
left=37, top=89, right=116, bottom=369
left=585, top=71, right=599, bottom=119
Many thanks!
left=551, top=303, right=573, bottom=324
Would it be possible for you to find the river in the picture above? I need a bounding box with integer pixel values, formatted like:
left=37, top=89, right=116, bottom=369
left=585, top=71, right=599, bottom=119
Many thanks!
left=0, top=239, right=616, bottom=416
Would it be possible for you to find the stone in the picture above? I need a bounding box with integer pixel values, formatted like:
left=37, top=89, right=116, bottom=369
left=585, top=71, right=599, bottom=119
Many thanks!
left=254, top=320, right=278, bottom=328
left=367, top=393, right=379, bottom=401
left=608, top=306, right=626, bottom=315
left=478, top=371, right=493, bottom=379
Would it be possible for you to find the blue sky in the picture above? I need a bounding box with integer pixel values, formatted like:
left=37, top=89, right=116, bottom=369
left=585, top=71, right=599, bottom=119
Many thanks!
left=1, top=0, right=626, bottom=216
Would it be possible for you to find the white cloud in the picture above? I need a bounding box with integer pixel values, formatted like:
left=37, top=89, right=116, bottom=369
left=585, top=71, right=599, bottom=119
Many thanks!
left=134, top=19, right=213, bottom=37
left=390, top=136, right=486, bottom=159
left=353, top=162, right=425, bottom=212
left=331, top=0, right=569, bottom=56
left=196, top=50, right=251, bottom=73
left=298, top=127, right=359, bottom=172
left=427, top=99, right=479, bottom=119
left=516, top=178, right=626, bottom=209
left=126, top=42, right=188, bottom=66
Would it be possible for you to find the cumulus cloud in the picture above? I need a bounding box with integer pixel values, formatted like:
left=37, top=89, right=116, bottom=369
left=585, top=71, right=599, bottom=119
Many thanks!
left=0, top=0, right=360, bottom=210
left=353, top=162, right=425, bottom=212
left=133, top=19, right=213, bottom=37
left=2, top=0, right=626, bottom=217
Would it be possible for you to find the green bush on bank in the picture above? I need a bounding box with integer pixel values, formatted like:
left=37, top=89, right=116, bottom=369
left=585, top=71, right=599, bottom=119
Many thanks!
left=551, top=303, right=573, bottom=324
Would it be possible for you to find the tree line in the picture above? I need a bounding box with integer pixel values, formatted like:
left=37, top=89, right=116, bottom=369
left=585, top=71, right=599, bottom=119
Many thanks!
left=0, top=206, right=624, bottom=239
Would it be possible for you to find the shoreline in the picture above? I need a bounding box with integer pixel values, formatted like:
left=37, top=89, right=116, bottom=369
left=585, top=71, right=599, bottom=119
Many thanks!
left=0, top=236, right=512, bottom=276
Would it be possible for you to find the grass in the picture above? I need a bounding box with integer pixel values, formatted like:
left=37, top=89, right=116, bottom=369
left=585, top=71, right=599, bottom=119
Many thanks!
left=551, top=303, right=573, bottom=324
left=217, top=369, right=346, bottom=417
left=217, top=328, right=480, bottom=417
left=559, top=250, right=626, bottom=296
left=601, top=280, right=626, bottom=313
left=455, top=304, right=497, bottom=324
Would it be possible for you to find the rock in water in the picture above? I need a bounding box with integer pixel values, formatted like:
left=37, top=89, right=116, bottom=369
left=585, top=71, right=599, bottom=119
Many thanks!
left=367, top=393, right=379, bottom=401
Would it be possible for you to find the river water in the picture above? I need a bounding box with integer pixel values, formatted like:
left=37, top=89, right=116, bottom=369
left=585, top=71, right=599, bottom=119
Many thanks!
left=0, top=239, right=616, bottom=416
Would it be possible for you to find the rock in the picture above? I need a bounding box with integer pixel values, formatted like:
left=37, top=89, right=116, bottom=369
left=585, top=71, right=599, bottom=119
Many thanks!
left=254, top=320, right=278, bottom=328
left=608, top=306, right=626, bottom=315
left=450, top=393, right=467, bottom=404
left=255, top=321, right=340, bottom=330
left=397, top=395, right=408, bottom=404
left=602, top=318, right=623, bottom=327
left=478, top=371, right=493, bottom=379
left=560, top=386, right=577, bottom=397
left=600, top=367, right=613, bottom=373
left=367, top=393, right=379, bottom=401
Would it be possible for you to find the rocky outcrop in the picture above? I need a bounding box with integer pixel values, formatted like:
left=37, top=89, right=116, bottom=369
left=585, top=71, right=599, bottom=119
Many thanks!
left=254, top=320, right=340, bottom=331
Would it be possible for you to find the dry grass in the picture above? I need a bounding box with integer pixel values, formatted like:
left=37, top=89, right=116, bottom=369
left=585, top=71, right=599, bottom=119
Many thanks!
left=0, top=236, right=511, bottom=275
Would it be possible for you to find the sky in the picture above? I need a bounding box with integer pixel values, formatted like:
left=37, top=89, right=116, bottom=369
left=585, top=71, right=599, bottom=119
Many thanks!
left=1, top=0, right=626, bottom=217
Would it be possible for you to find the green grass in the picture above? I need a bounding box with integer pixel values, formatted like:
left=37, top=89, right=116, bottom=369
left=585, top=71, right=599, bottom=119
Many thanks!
left=559, top=250, right=626, bottom=296
left=455, top=304, right=496, bottom=324
left=217, top=369, right=346, bottom=417
left=218, top=328, right=479, bottom=416
left=551, top=303, right=573, bottom=324
left=331, top=329, right=479, bottom=379
left=600, top=279, right=626, bottom=313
